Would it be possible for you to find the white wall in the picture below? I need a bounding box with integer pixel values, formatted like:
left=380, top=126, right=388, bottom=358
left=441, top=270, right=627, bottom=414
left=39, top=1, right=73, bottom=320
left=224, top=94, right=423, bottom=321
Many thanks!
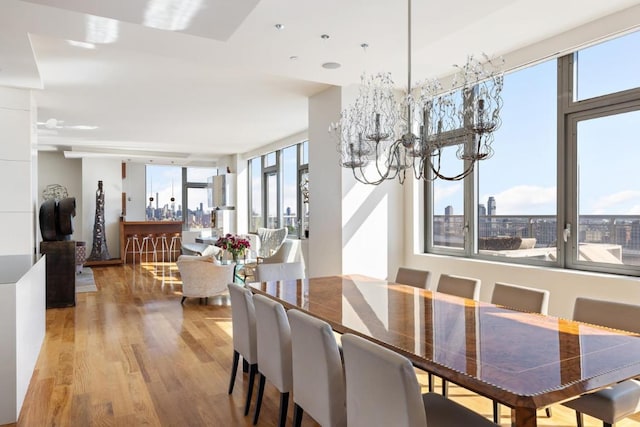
left=308, top=86, right=343, bottom=277
left=82, top=158, right=123, bottom=258
left=0, top=87, right=35, bottom=257
left=0, top=257, right=45, bottom=425
left=37, top=152, right=83, bottom=241
left=122, top=162, right=145, bottom=221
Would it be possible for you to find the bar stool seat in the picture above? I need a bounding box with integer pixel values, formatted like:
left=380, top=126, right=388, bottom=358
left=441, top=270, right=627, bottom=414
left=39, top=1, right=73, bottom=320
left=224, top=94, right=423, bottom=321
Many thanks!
left=124, top=234, right=141, bottom=265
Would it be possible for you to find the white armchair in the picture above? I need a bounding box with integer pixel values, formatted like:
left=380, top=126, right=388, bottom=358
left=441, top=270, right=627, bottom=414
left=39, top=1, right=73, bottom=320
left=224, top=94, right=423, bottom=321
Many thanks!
left=256, top=227, right=288, bottom=258
left=176, top=255, right=235, bottom=304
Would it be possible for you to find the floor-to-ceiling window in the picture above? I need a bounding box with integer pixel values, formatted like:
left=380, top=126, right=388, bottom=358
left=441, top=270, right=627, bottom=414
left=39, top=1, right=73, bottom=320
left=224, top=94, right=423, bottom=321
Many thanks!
left=425, top=29, right=640, bottom=276
left=145, top=165, right=217, bottom=230
left=247, top=140, right=308, bottom=237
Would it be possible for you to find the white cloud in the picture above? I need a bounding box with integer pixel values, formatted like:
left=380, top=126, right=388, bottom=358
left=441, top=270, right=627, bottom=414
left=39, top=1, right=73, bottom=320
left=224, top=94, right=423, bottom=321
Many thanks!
left=482, top=185, right=556, bottom=215
left=591, top=191, right=640, bottom=214
left=433, top=182, right=463, bottom=205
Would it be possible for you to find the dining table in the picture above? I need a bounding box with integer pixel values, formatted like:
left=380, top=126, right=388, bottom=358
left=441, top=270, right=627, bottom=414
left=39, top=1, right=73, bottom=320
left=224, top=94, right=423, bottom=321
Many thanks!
left=246, top=274, right=640, bottom=427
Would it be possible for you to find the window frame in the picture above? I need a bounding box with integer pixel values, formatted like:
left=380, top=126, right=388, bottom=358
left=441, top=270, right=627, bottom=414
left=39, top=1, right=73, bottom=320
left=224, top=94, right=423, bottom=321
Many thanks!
left=424, top=35, right=640, bottom=277
left=247, top=140, right=309, bottom=238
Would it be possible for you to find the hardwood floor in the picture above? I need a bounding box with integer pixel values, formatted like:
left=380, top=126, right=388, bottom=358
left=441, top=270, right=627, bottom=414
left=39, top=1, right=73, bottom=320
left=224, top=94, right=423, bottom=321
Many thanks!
left=11, top=262, right=640, bottom=426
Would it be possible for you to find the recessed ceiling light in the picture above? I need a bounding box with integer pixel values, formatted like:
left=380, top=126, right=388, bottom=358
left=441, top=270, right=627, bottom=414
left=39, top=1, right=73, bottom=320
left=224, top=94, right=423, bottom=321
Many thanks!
left=289, top=55, right=298, bottom=60
left=322, top=62, right=341, bottom=69
left=321, top=34, right=330, bottom=40
left=360, top=43, right=369, bottom=49
left=275, top=24, right=284, bottom=30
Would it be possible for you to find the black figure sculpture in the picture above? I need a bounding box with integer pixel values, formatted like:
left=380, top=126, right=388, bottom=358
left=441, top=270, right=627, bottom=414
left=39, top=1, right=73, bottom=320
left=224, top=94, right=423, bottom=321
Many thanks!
left=88, top=180, right=111, bottom=261
left=39, top=197, right=76, bottom=241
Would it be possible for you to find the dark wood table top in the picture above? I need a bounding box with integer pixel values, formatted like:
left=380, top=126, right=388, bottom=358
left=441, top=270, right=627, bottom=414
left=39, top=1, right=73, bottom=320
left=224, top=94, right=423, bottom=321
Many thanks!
left=247, top=274, right=640, bottom=427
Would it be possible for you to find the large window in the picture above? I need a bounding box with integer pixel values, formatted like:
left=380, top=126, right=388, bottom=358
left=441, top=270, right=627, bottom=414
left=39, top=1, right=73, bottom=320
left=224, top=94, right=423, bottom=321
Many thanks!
left=425, top=29, right=640, bottom=276
left=248, top=140, right=309, bottom=237
left=146, top=165, right=217, bottom=230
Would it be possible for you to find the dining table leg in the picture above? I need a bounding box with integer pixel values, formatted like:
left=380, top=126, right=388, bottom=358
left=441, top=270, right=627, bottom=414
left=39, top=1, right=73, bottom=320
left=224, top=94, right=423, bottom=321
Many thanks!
left=511, top=407, right=537, bottom=427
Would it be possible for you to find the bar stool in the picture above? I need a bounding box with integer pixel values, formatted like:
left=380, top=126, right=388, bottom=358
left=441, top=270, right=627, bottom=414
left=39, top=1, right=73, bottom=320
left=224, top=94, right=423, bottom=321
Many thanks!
left=169, top=232, right=182, bottom=262
left=124, top=234, right=141, bottom=265
left=140, top=233, right=157, bottom=263
left=155, top=233, right=170, bottom=264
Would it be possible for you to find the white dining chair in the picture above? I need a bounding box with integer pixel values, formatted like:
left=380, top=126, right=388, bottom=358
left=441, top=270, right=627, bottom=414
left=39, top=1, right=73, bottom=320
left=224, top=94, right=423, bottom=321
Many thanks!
left=287, top=309, right=346, bottom=427
left=252, top=294, right=292, bottom=427
left=227, top=283, right=258, bottom=417
left=395, top=267, right=430, bottom=289
left=562, top=297, right=640, bottom=427
left=490, top=282, right=551, bottom=423
left=341, top=333, right=496, bottom=427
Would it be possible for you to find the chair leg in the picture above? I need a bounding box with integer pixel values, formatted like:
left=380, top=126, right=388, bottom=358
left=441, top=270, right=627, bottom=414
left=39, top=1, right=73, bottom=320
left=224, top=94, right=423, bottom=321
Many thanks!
left=493, top=400, right=500, bottom=423
left=253, top=373, right=266, bottom=425
left=545, top=407, right=552, bottom=418
left=278, top=392, right=289, bottom=427
left=576, top=411, right=584, bottom=427
left=442, top=379, right=448, bottom=397
left=603, top=423, right=612, bottom=427
left=293, top=403, right=303, bottom=427
left=244, top=364, right=258, bottom=416
left=228, top=350, right=239, bottom=394
left=181, top=296, right=186, bottom=305
left=243, top=359, right=249, bottom=373
left=428, top=373, right=434, bottom=393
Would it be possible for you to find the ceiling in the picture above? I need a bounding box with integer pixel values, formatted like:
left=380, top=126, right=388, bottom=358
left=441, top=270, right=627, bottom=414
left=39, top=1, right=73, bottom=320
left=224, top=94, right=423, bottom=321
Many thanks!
left=2, top=0, right=640, bottom=165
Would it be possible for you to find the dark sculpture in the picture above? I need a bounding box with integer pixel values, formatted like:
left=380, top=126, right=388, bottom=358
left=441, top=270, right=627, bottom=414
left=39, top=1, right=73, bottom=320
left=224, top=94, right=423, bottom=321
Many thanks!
left=88, top=180, right=111, bottom=261
left=39, top=197, right=76, bottom=241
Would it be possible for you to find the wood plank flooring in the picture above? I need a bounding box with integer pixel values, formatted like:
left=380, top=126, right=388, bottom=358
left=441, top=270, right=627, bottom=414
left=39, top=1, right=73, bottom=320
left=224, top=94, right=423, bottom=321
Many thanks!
left=11, top=262, right=640, bottom=426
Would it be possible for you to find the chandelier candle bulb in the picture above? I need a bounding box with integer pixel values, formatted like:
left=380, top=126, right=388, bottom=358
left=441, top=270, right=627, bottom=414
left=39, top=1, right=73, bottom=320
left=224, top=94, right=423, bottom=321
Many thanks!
left=330, top=0, right=503, bottom=184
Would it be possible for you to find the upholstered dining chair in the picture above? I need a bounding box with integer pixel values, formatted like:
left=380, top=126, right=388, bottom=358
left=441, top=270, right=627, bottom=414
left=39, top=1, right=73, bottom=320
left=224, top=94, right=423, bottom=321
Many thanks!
left=341, top=333, right=496, bottom=427
left=255, top=262, right=304, bottom=282
left=176, top=255, right=234, bottom=304
left=227, top=283, right=258, bottom=417
left=252, top=294, right=292, bottom=427
left=395, top=267, right=430, bottom=289
left=490, top=282, right=551, bottom=423
left=562, top=297, right=640, bottom=427
left=434, top=273, right=481, bottom=396
left=287, top=309, right=346, bottom=427
left=436, top=273, right=481, bottom=300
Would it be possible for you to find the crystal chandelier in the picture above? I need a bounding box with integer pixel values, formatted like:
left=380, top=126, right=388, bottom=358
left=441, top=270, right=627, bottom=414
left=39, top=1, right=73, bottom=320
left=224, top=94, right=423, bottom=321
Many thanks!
left=332, top=0, right=504, bottom=184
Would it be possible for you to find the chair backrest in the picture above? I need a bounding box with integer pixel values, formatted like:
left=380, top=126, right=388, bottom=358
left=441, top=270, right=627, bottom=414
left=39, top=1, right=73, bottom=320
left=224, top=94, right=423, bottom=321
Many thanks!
left=491, top=282, right=550, bottom=314
left=436, top=274, right=481, bottom=300
left=342, top=333, right=427, bottom=427
left=181, top=230, right=201, bottom=244
left=395, top=267, right=430, bottom=289
left=257, top=227, right=288, bottom=258
left=287, top=309, right=346, bottom=427
left=256, top=261, right=304, bottom=282
left=262, top=239, right=302, bottom=263
left=177, top=256, right=234, bottom=297
left=573, top=297, right=640, bottom=334
left=227, top=284, right=258, bottom=364
left=253, top=294, right=292, bottom=393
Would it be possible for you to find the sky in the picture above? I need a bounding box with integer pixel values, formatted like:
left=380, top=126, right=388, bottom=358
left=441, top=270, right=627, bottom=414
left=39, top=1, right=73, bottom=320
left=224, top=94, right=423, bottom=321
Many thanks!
left=434, top=29, right=640, bottom=217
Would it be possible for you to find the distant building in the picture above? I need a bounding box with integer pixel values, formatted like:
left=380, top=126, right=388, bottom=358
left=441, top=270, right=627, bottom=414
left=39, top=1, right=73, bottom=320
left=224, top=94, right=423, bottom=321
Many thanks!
left=488, top=197, right=496, bottom=216
left=478, top=204, right=486, bottom=216
left=445, top=205, right=453, bottom=216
